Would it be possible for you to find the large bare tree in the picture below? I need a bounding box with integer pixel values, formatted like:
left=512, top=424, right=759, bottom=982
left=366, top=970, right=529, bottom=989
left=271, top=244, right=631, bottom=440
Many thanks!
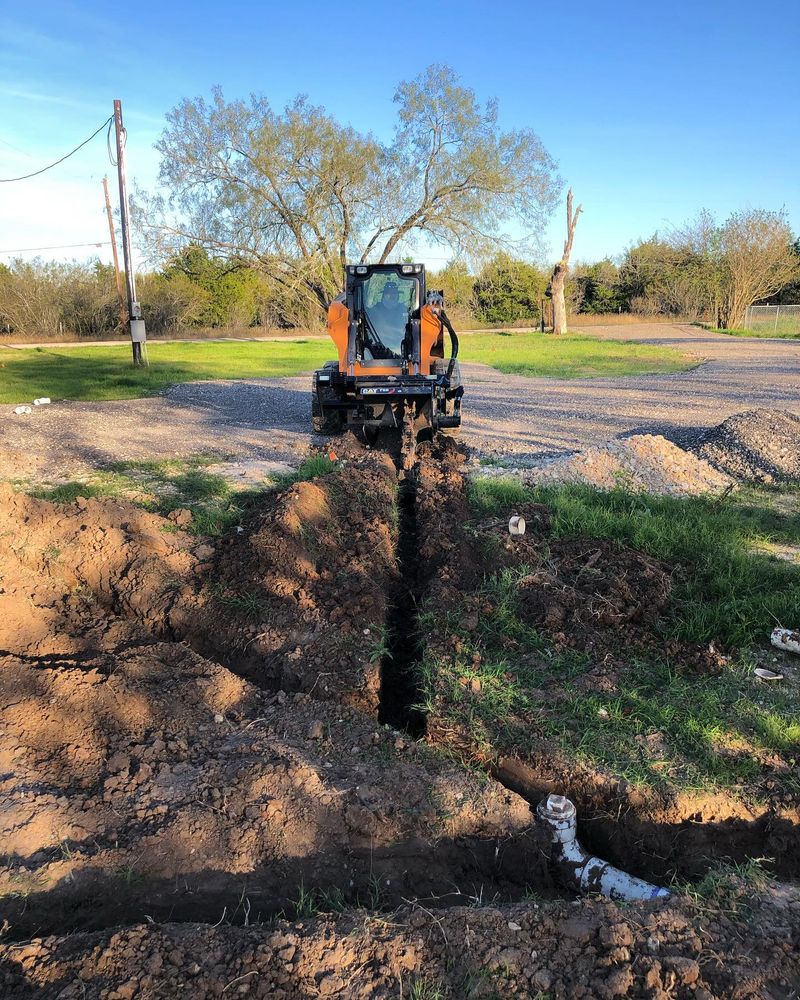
left=718, top=209, right=798, bottom=327
left=137, top=66, right=560, bottom=321
left=549, top=189, right=582, bottom=334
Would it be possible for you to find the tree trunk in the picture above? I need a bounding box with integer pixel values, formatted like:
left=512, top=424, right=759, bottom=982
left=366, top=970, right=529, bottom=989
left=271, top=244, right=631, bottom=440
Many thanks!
left=551, top=263, right=567, bottom=335
left=550, top=189, right=582, bottom=335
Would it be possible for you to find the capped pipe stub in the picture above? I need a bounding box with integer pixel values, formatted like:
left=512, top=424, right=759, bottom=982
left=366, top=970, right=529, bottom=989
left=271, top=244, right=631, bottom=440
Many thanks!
left=536, top=795, right=575, bottom=823
left=509, top=515, right=526, bottom=536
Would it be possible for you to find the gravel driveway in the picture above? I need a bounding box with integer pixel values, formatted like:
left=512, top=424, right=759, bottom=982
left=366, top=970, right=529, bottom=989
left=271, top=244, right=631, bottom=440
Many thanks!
left=2, top=323, right=799, bottom=481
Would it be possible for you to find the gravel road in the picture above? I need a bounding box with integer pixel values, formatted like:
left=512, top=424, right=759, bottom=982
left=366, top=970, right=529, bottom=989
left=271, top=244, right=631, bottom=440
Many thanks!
left=2, top=323, right=799, bottom=481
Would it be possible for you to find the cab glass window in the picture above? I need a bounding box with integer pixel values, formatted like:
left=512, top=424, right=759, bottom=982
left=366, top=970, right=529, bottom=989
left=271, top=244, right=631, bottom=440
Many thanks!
left=359, top=273, right=417, bottom=359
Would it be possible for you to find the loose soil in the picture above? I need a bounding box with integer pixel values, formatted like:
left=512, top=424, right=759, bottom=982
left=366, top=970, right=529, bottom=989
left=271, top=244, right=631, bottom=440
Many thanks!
left=1, top=433, right=798, bottom=997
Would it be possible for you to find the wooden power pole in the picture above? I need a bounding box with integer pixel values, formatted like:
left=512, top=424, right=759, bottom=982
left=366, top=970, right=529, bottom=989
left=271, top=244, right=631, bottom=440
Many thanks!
left=113, top=99, right=146, bottom=365
left=102, top=176, right=127, bottom=332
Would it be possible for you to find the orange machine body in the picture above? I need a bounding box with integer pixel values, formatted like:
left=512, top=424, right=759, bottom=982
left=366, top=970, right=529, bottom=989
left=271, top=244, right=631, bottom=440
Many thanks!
left=327, top=301, right=444, bottom=377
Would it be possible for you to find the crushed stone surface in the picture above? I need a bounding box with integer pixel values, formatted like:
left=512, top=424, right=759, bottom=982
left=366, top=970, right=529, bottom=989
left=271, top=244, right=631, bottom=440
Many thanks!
left=517, top=433, right=734, bottom=496
left=691, top=407, right=800, bottom=483
left=2, top=323, right=800, bottom=484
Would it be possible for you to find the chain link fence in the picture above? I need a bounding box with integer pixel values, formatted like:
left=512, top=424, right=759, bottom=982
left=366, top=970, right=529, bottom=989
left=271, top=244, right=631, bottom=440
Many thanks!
left=744, top=304, right=800, bottom=336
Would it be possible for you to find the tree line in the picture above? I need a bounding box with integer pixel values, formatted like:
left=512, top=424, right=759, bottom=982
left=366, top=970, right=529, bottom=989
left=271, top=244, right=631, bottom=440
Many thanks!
left=3, top=206, right=797, bottom=339
left=1, top=63, right=797, bottom=338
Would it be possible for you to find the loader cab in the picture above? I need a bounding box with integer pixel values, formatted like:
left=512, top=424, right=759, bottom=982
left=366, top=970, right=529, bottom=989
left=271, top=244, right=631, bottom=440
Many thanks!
left=345, top=263, right=426, bottom=372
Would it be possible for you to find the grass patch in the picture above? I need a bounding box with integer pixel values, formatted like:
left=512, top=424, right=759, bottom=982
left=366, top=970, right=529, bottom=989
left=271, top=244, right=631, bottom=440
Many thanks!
left=460, top=330, right=694, bottom=378
left=27, top=455, right=259, bottom=537
left=676, top=857, right=772, bottom=914
left=21, top=450, right=342, bottom=538
left=0, top=340, right=335, bottom=404
left=421, top=480, right=800, bottom=798
left=470, top=479, right=800, bottom=647
left=272, top=453, right=338, bottom=487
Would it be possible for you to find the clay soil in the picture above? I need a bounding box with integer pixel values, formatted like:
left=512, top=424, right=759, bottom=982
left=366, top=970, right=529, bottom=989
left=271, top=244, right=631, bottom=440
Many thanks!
left=1, top=438, right=799, bottom=998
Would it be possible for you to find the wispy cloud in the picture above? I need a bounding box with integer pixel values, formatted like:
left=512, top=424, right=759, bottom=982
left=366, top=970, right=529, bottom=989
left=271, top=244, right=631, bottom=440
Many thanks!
left=0, top=84, right=100, bottom=112
left=0, top=19, right=83, bottom=60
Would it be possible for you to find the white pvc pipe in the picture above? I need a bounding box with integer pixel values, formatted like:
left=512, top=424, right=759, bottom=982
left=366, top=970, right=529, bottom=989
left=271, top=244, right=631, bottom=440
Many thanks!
left=537, top=794, right=670, bottom=901
left=771, top=627, right=800, bottom=656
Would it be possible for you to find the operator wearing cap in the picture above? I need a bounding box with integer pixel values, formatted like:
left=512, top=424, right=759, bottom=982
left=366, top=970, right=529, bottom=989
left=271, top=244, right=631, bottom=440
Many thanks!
left=370, top=280, right=408, bottom=347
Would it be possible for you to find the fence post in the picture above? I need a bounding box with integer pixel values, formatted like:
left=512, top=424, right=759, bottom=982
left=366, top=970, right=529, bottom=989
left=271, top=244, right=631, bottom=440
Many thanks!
left=774, top=306, right=780, bottom=335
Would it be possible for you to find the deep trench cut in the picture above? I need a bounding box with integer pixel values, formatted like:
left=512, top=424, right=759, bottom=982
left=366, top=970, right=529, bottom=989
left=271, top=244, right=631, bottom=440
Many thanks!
left=378, top=474, right=427, bottom=737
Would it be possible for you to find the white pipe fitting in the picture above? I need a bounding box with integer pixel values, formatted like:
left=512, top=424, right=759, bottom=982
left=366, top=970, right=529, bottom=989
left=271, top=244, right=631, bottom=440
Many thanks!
left=771, top=627, right=800, bottom=655
left=537, top=794, right=670, bottom=901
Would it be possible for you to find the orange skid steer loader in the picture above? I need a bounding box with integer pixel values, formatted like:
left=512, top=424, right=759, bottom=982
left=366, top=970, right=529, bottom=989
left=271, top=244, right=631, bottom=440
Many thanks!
left=311, top=263, right=463, bottom=467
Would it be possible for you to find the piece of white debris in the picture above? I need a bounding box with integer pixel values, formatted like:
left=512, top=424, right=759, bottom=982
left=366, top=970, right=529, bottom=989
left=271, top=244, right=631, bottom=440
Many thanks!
left=754, top=667, right=784, bottom=682
left=13, top=406, right=32, bottom=415
left=507, top=921, right=522, bottom=932
left=597, top=708, right=610, bottom=720
left=213, top=713, right=225, bottom=723
left=33, top=397, right=51, bottom=406
left=771, top=627, right=800, bottom=656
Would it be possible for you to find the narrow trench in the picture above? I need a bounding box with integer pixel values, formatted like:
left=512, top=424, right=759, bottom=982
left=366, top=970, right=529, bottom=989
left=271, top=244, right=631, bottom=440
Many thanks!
left=377, top=473, right=427, bottom=737
left=9, top=457, right=796, bottom=943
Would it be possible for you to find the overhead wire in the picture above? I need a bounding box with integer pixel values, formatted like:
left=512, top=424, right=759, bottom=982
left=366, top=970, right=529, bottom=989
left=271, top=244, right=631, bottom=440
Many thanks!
left=0, top=241, right=111, bottom=254
left=0, top=117, right=113, bottom=183
left=107, top=118, right=118, bottom=166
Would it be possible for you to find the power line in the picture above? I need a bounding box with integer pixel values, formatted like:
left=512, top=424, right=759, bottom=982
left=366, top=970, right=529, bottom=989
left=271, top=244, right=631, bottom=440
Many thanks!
left=0, top=117, right=113, bottom=183
left=0, top=241, right=110, bottom=254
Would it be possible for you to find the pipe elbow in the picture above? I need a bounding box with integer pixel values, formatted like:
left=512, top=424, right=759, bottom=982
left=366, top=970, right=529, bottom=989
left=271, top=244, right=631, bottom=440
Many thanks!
left=537, top=794, right=670, bottom=902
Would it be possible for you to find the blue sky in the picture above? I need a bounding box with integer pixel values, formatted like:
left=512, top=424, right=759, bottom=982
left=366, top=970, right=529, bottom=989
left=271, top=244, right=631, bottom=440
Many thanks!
left=1, top=0, right=798, bottom=271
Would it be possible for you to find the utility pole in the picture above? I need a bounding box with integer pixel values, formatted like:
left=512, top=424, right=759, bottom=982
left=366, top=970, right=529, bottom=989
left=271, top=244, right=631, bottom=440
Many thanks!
left=113, top=99, right=146, bottom=365
left=102, top=176, right=127, bottom=333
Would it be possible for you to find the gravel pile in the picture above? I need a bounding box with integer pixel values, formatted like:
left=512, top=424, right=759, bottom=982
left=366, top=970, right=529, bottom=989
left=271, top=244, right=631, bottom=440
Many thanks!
left=691, top=408, right=800, bottom=483
left=519, top=433, right=733, bottom=496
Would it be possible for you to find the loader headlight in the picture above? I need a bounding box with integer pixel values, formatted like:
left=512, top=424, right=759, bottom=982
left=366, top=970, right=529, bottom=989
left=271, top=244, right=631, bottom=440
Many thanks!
left=356, top=265, right=368, bottom=274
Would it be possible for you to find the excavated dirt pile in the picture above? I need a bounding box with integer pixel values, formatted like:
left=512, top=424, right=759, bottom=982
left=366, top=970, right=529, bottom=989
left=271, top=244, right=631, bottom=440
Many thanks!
left=4, top=888, right=799, bottom=999
left=181, top=450, right=400, bottom=709
left=0, top=468, right=547, bottom=940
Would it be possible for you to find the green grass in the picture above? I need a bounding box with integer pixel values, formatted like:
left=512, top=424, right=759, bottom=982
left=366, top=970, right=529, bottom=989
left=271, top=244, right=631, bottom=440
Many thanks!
left=0, top=340, right=334, bottom=404
left=420, top=480, right=800, bottom=797
left=27, top=455, right=256, bottom=537
left=470, top=479, right=800, bottom=647
left=460, top=330, right=694, bottom=378
left=21, top=451, right=343, bottom=538
left=0, top=332, right=694, bottom=404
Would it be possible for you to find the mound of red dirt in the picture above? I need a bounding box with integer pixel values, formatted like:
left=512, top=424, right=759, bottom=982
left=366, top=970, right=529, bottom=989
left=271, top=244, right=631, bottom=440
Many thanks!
left=0, top=467, right=544, bottom=943
left=517, top=537, right=672, bottom=653
left=188, top=452, right=398, bottom=708
left=3, top=888, right=799, bottom=999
